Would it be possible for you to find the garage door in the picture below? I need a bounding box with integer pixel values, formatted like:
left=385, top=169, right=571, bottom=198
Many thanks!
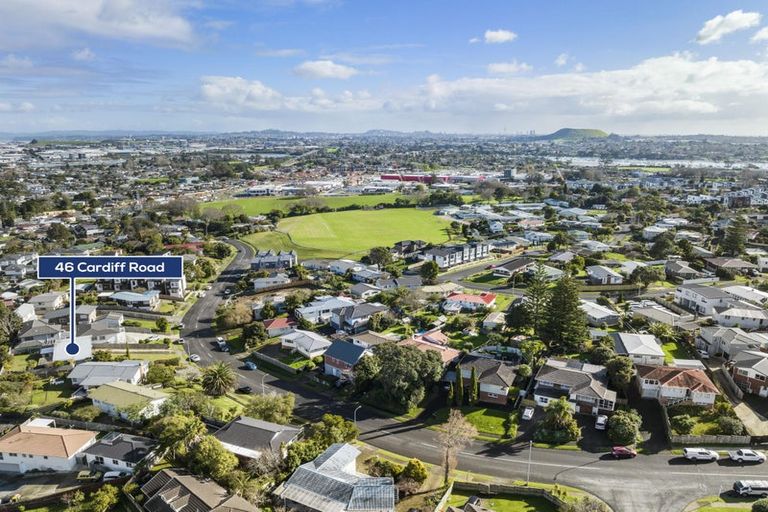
left=0, top=462, right=21, bottom=472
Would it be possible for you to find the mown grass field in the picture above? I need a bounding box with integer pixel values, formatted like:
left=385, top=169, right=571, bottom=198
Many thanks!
left=242, top=208, right=452, bottom=260
left=206, top=193, right=408, bottom=216
left=447, top=491, right=556, bottom=512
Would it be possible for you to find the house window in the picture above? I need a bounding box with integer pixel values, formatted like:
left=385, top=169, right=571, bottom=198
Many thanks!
left=43, top=456, right=48, bottom=459
left=539, top=397, right=549, bottom=404
left=487, top=393, right=498, bottom=398
left=757, top=375, right=766, bottom=382
left=9, top=453, right=17, bottom=457
left=95, top=456, right=104, bottom=464
left=112, top=459, right=119, bottom=465
left=738, top=369, right=749, bottom=376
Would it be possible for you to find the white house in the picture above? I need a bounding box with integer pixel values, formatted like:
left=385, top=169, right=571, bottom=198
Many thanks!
left=612, top=332, right=665, bottom=366
left=642, top=225, right=669, bottom=240
left=0, top=419, right=97, bottom=474
left=13, top=303, right=35, bottom=322
left=585, top=265, right=623, bottom=285
left=580, top=300, right=620, bottom=326
left=712, top=306, right=768, bottom=330
left=68, top=360, right=149, bottom=389
left=295, top=296, right=357, bottom=324
left=675, top=284, right=732, bottom=315
left=280, top=330, right=332, bottom=359
left=83, top=432, right=156, bottom=473
left=89, top=381, right=169, bottom=421
left=698, top=326, right=768, bottom=359
left=635, top=365, right=718, bottom=407
left=252, top=273, right=291, bottom=291
left=722, top=285, right=768, bottom=308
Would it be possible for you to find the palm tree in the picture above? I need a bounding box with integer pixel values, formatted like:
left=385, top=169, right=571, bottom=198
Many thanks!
left=202, top=362, right=236, bottom=397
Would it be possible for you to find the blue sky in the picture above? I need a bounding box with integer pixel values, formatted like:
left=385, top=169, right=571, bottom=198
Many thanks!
left=2, top=0, right=768, bottom=134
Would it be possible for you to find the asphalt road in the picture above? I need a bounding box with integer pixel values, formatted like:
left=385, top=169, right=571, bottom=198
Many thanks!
left=181, top=246, right=768, bottom=512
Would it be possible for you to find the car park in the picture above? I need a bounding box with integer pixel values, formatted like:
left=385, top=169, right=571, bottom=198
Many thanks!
left=611, top=446, right=637, bottom=459
left=595, top=414, right=608, bottom=430
left=77, top=470, right=103, bottom=482
left=729, top=449, right=766, bottom=463
left=733, top=480, right=768, bottom=497
left=189, top=354, right=201, bottom=362
left=683, top=447, right=719, bottom=462
left=521, top=407, right=534, bottom=421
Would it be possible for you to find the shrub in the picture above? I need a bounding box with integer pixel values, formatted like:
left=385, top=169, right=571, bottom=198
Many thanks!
left=669, top=414, right=695, bottom=435
left=71, top=405, right=102, bottom=422
left=752, top=498, right=768, bottom=512
left=366, top=457, right=404, bottom=479
left=718, top=416, right=744, bottom=435
left=607, top=409, right=642, bottom=445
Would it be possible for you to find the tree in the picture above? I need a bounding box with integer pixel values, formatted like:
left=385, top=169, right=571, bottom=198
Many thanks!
left=225, top=470, right=264, bottom=504
left=0, top=302, right=22, bottom=345
left=217, top=302, right=253, bottom=329
left=722, top=216, right=747, bottom=256
left=307, top=414, right=359, bottom=446
left=151, top=414, right=207, bottom=460
left=520, top=339, right=546, bottom=366
left=190, top=435, right=239, bottom=480
left=629, top=266, right=664, bottom=287
left=242, top=322, right=268, bottom=350
left=368, top=246, right=393, bottom=268
left=71, top=405, right=102, bottom=422
left=524, top=264, right=551, bottom=337
left=47, top=223, right=73, bottom=244
left=86, top=485, right=119, bottom=512
left=606, top=356, right=634, bottom=393
left=670, top=414, right=695, bottom=435
left=261, top=301, right=277, bottom=320
left=718, top=416, right=744, bottom=435
left=534, top=396, right=580, bottom=444
left=517, top=363, right=532, bottom=379
left=146, top=364, right=176, bottom=385
left=542, top=275, right=588, bottom=353
left=607, top=409, right=642, bottom=445
left=155, top=317, right=169, bottom=332
left=446, top=381, right=454, bottom=406
left=469, top=366, right=479, bottom=405
left=201, top=362, right=236, bottom=397
left=589, top=345, right=616, bottom=365
left=648, top=322, right=676, bottom=342
left=752, top=498, right=768, bottom=512
left=437, top=409, right=478, bottom=484
left=649, top=234, right=677, bottom=259
left=354, top=355, right=381, bottom=393
left=420, top=260, right=439, bottom=284
left=246, top=392, right=295, bottom=424
left=454, top=364, right=464, bottom=406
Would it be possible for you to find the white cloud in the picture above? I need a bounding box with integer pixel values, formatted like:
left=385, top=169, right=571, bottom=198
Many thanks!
left=0, top=101, right=34, bottom=113
left=0, top=0, right=195, bottom=49
left=0, top=54, right=33, bottom=68
left=72, top=47, right=95, bottom=61
left=555, top=53, right=569, bottom=67
left=294, top=59, right=358, bottom=79
left=753, top=26, right=768, bottom=42
left=483, top=29, right=517, bottom=44
left=256, top=48, right=304, bottom=57
left=320, top=52, right=392, bottom=65
left=487, top=60, right=532, bottom=75
left=697, top=9, right=762, bottom=45
left=468, top=37, right=481, bottom=44
left=573, top=62, right=585, bottom=72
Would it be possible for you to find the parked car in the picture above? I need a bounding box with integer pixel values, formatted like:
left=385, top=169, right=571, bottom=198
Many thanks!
left=611, top=446, right=637, bottom=459
left=244, top=361, right=258, bottom=370
left=103, top=471, right=130, bottom=481
left=175, top=337, right=185, bottom=344
left=189, top=354, right=201, bottom=363
left=683, top=448, right=719, bottom=462
left=595, top=415, right=608, bottom=431
left=729, top=449, right=766, bottom=463
left=77, top=470, right=103, bottom=482
left=217, top=340, right=230, bottom=352
left=733, top=480, right=768, bottom=497
left=521, top=407, right=534, bottom=421
left=697, top=348, right=710, bottom=359
left=236, top=386, right=253, bottom=394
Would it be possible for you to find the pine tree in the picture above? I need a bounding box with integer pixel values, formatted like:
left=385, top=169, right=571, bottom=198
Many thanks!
left=524, top=264, right=552, bottom=337
left=542, top=275, right=589, bottom=353
left=722, top=216, right=747, bottom=256
left=446, top=382, right=454, bottom=407
left=454, top=364, right=463, bottom=406
left=469, top=366, right=479, bottom=405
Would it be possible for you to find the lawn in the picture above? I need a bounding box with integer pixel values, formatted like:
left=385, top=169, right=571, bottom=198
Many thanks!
left=466, top=271, right=509, bottom=286
left=661, top=340, right=694, bottom=363
left=432, top=406, right=516, bottom=438
left=689, top=495, right=758, bottom=511
left=447, top=491, right=556, bottom=512
left=206, top=193, right=409, bottom=216
left=30, top=382, right=76, bottom=407
left=243, top=209, right=452, bottom=260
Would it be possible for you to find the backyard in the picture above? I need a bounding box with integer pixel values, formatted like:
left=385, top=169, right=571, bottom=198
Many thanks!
left=447, top=490, right=557, bottom=512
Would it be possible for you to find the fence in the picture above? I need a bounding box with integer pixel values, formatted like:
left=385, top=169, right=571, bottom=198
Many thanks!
left=251, top=351, right=300, bottom=375
left=670, top=433, right=751, bottom=445
left=92, top=343, right=177, bottom=352
left=652, top=297, right=692, bottom=317
left=97, top=306, right=171, bottom=319
left=681, top=276, right=720, bottom=285
left=432, top=482, right=454, bottom=512
left=717, top=363, right=745, bottom=400
left=450, top=481, right=568, bottom=510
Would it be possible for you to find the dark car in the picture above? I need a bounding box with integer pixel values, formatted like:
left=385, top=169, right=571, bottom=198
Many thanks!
left=236, top=386, right=253, bottom=394
left=611, top=446, right=637, bottom=459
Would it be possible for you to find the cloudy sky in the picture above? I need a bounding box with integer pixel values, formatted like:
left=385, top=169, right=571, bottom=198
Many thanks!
left=3, top=0, right=768, bottom=135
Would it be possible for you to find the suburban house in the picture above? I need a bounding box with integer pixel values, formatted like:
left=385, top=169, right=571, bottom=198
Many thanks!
left=263, top=317, right=298, bottom=337
left=0, top=419, right=97, bottom=474
left=533, top=358, right=617, bottom=415
left=214, top=416, right=301, bottom=460
left=324, top=341, right=368, bottom=381
left=697, top=326, right=768, bottom=359
left=704, top=257, right=758, bottom=275
left=142, top=469, right=258, bottom=512
left=280, top=330, right=333, bottom=360
left=13, top=303, right=35, bottom=322
left=665, top=260, right=705, bottom=281
left=252, top=273, right=292, bottom=291
left=612, top=333, right=665, bottom=366
left=423, top=242, right=491, bottom=269
left=83, top=431, right=156, bottom=473
left=15, top=319, right=67, bottom=353
left=95, top=276, right=187, bottom=299
left=397, top=337, right=460, bottom=365
left=730, top=350, right=768, bottom=397
left=277, top=443, right=397, bottom=512
left=580, top=300, right=621, bottom=327
left=675, top=284, right=732, bottom=315
left=350, top=283, right=381, bottom=299
left=442, top=292, right=497, bottom=313
left=712, top=305, right=768, bottom=330
left=68, top=360, right=149, bottom=389
left=296, top=296, right=356, bottom=324
left=28, top=292, right=66, bottom=313
left=251, top=249, right=298, bottom=271
left=109, top=290, right=160, bottom=310
left=491, top=257, right=535, bottom=278
left=585, top=265, right=624, bottom=285
left=374, top=275, right=423, bottom=291
left=482, top=312, right=506, bottom=331
left=330, top=303, right=389, bottom=334
left=89, top=381, right=169, bottom=420
left=635, top=365, right=719, bottom=407
left=391, top=240, right=427, bottom=260
left=349, top=330, right=396, bottom=349
left=723, top=285, right=768, bottom=307
left=452, top=355, right=517, bottom=405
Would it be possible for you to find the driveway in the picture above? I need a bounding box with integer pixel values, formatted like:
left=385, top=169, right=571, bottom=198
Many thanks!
left=0, top=472, right=80, bottom=501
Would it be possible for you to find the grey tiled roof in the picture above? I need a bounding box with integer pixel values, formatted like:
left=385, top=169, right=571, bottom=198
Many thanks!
left=214, top=416, right=300, bottom=455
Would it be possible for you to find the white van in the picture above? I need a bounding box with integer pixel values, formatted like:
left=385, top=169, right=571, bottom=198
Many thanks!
left=595, top=415, right=608, bottom=430
left=733, top=480, right=768, bottom=497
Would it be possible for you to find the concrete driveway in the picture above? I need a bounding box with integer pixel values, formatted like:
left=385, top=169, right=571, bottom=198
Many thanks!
left=0, top=472, right=80, bottom=501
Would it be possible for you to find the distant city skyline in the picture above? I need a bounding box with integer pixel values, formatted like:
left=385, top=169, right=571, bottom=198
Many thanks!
left=2, top=1, right=768, bottom=135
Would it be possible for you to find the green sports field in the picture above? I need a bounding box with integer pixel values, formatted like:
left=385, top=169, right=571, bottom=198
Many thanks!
left=242, top=208, right=453, bottom=260
left=206, top=193, right=409, bottom=216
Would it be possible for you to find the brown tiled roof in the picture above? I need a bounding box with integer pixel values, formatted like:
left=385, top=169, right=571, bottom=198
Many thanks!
left=0, top=425, right=96, bottom=458
left=636, top=365, right=719, bottom=394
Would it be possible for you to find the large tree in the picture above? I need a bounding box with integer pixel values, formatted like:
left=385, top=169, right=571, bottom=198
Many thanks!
left=524, top=264, right=551, bottom=337
left=437, top=410, right=478, bottom=484
left=541, top=275, right=588, bottom=353
left=368, top=246, right=393, bottom=268
left=201, top=362, right=236, bottom=397
left=150, top=414, right=207, bottom=460
left=722, top=216, right=747, bottom=256
left=534, top=396, right=580, bottom=444
left=246, top=392, right=295, bottom=424
left=420, top=260, right=439, bottom=284
left=190, top=435, right=239, bottom=480
left=607, top=409, right=642, bottom=446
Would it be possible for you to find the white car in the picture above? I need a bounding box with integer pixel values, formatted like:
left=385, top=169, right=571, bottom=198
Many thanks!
left=189, top=354, right=201, bottom=363
left=683, top=447, right=719, bottom=462
left=595, top=415, right=608, bottom=431
left=729, top=449, right=766, bottom=463
left=216, top=336, right=225, bottom=342
left=521, top=407, right=534, bottom=421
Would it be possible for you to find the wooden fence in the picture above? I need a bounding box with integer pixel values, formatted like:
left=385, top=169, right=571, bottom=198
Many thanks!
left=447, top=481, right=568, bottom=510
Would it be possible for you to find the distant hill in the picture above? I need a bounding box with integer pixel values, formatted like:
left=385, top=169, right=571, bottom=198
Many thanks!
left=538, top=128, right=610, bottom=141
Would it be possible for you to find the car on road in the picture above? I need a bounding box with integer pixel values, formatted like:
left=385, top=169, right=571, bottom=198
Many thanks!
left=217, top=340, right=230, bottom=352
left=595, top=414, right=608, bottom=431
left=189, top=354, right=201, bottom=362
left=683, top=447, right=719, bottom=462
left=611, top=446, right=637, bottom=459
left=244, top=361, right=258, bottom=370
left=729, top=449, right=766, bottom=463
left=733, top=480, right=768, bottom=497
left=236, top=386, right=253, bottom=394
left=77, top=470, right=103, bottom=482
left=103, top=471, right=130, bottom=481
left=521, top=407, right=534, bottom=421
